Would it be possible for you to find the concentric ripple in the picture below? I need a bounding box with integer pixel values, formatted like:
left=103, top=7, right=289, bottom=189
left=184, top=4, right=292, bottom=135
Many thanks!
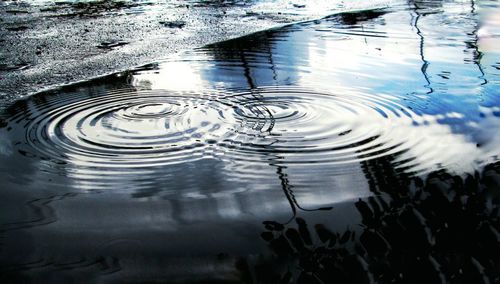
left=219, top=86, right=420, bottom=165
left=21, top=90, right=237, bottom=168
left=6, top=86, right=424, bottom=178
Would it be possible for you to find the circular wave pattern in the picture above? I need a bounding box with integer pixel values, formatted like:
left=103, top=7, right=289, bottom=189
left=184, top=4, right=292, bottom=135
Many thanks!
left=12, top=87, right=421, bottom=175
left=23, top=90, right=236, bottom=168
left=220, top=87, right=417, bottom=165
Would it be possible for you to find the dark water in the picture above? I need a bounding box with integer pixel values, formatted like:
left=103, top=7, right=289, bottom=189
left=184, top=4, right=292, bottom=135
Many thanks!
left=1, top=1, right=499, bottom=283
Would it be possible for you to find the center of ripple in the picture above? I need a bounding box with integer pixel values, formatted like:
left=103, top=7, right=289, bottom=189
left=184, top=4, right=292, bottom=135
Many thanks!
left=127, top=102, right=178, bottom=118
left=235, top=100, right=301, bottom=122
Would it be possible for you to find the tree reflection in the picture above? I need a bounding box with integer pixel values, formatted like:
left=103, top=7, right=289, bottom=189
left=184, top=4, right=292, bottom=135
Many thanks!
left=254, top=161, right=500, bottom=283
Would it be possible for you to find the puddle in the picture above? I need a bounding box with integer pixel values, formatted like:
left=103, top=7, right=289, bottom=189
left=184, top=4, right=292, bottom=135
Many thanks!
left=0, top=0, right=499, bottom=282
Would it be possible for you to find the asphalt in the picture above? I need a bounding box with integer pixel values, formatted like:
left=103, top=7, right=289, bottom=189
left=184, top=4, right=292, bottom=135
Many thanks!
left=0, top=0, right=362, bottom=102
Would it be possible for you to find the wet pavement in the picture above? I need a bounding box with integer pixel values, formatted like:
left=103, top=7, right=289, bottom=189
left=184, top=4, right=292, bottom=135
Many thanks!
left=0, top=0, right=389, bottom=101
left=0, top=0, right=500, bottom=283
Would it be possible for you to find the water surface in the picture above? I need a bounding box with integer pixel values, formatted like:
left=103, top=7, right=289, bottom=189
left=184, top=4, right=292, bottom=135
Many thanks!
left=1, top=0, right=499, bottom=282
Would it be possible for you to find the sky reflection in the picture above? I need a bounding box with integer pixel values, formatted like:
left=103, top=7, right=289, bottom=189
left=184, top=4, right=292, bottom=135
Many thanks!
left=0, top=2, right=499, bottom=281
left=131, top=1, right=499, bottom=175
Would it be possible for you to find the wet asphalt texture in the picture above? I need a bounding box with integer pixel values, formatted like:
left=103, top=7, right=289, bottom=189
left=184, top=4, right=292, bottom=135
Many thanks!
left=0, top=0, right=310, bottom=101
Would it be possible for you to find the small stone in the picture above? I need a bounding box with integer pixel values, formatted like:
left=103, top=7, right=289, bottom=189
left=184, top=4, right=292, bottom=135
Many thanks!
left=6, top=26, right=29, bottom=32
left=159, top=20, right=186, bottom=29
left=97, top=40, right=129, bottom=49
